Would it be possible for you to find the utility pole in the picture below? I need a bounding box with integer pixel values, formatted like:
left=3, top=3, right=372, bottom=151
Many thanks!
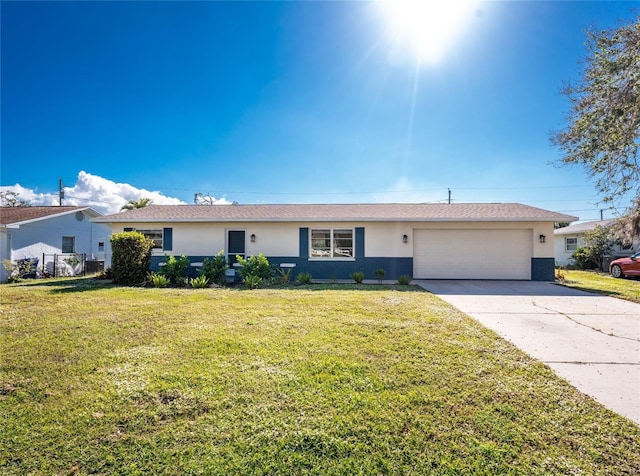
left=58, top=178, right=65, bottom=206
left=600, top=209, right=604, bottom=221
left=448, top=188, right=451, bottom=204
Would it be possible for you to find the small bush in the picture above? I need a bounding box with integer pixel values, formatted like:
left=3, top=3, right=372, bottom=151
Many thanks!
left=110, top=231, right=154, bottom=286
left=160, top=254, right=190, bottom=286
left=190, top=275, right=210, bottom=288
left=374, top=268, right=386, bottom=283
left=94, top=267, right=112, bottom=280
left=572, top=247, right=599, bottom=270
left=296, top=272, right=312, bottom=285
left=200, top=251, right=228, bottom=286
left=397, top=274, right=411, bottom=285
left=277, top=267, right=292, bottom=284
left=236, top=253, right=273, bottom=282
left=243, top=274, right=263, bottom=289
left=350, top=271, right=365, bottom=284
left=148, top=272, right=170, bottom=288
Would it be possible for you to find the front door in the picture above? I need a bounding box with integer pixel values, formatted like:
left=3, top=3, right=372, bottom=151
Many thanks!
left=227, top=230, right=246, bottom=267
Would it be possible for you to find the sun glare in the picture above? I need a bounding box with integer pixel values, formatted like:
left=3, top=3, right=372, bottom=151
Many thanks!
left=378, top=0, right=477, bottom=64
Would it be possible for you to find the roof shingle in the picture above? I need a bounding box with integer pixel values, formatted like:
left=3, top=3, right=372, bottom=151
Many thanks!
left=94, top=203, right=578, bottom=223
left=0, top=206, right=90, bottom=225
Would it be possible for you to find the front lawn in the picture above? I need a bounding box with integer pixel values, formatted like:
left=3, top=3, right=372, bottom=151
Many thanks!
left=558, top=269, right=640, bottom=304
left=1, top=278, right=638, bottom=475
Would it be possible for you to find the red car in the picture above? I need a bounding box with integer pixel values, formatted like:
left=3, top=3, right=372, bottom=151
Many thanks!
left=609, top=251, right=640, bottom=278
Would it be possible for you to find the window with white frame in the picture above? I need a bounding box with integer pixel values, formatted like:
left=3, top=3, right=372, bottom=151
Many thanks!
left=138, top=229, right=163, bottom=249
left=310, top=229, right=353, bottom=258
left=565, top=237, right=578, bottom=252
left=62, top=236, right=75, bottom=253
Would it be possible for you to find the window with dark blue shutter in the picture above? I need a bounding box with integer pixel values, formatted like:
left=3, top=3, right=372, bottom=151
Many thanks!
left=163, top=228, right=173, bottom=251
left=299, top=228, right=309, bottom=257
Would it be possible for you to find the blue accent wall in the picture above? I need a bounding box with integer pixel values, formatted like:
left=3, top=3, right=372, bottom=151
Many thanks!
left=531, top=257, right=555, bottom=281
left=150, top=255, right=413, bottom=281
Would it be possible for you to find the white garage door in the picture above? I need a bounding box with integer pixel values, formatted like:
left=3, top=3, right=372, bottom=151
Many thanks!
left=413, top=229, right=532, bottom=280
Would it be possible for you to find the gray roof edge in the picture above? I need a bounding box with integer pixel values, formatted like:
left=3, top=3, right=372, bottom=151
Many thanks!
left=6, top=206, right=102, bottom=226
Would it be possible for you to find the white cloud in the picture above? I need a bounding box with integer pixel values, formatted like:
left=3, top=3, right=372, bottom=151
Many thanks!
left=1, top=171, right=230, bottom=215
left=373, top=177, right=448, bottom=203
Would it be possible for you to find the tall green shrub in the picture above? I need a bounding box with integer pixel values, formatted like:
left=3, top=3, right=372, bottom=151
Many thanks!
left=236, top=253, right=273, bottom=282
left=200, top=251, right=228, bottom=286
left=110, top=231, right=154, bottom=285
left=160, top=254, right=190, bottom=286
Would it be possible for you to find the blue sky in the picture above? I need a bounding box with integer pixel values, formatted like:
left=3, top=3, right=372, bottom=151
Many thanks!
left=1, top=0, right=639, bottom=218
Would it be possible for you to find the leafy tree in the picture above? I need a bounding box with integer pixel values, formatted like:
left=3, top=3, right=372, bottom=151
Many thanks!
left=551, top=16, right=640, bottom=236
left=121, top=197, right=153, bottom=211
left=572, top=224, right=614, bottom=270
left=194, top=192, right=238, bottom=205
left=610, top=195, right=640, bottom=247
left=0, top=190, right=29, bottom=207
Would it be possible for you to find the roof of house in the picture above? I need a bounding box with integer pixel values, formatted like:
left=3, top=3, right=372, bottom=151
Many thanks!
left=94, top=203, right=578, bottom=223
left=554, top=219, right=615, bottom=236
left=0, top=206, right=100, bottom=226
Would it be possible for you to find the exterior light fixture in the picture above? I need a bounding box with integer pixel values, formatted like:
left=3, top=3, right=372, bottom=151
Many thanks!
left=539, top=234, right=546, bottom=243
left=250, top=234, right=256, bottom=243
left=403, top=234, right=409, bottom=244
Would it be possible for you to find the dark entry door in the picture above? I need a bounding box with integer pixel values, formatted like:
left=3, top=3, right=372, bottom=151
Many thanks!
left=227, top=230, right=246, bottom=267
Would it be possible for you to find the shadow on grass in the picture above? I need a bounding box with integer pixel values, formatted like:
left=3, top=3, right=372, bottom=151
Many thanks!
left=5, top=276, right=118, bottom=294
left=268, top=283, right=426, bottom=293
left=559, top=282, right=624, bottom=298
left=7, top=277, right=425, bottom=294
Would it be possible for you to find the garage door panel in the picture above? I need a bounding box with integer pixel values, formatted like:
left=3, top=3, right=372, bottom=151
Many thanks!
left=413, top=229, right=531, bottom=280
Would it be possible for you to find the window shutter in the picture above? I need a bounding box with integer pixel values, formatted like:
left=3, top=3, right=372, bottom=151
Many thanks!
left=299, top=228, right=309, bottom=257
left=163, top=228, right=173, bottom=251
left=355, top=227, right=365, bottom=258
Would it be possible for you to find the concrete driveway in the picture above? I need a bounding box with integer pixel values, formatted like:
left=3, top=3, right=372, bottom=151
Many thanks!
left=414, top=280, right=640, bottom=425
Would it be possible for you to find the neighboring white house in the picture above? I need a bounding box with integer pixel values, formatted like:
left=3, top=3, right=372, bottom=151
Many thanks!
left=94, top=203, right=577, bottom=281
left=0, top=206, right=111, bottom=282
left=554, top=219, right=637, bottom=267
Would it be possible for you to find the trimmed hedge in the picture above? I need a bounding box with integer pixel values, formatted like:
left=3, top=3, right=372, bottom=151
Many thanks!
left=110, top=231, right=154, bottom=285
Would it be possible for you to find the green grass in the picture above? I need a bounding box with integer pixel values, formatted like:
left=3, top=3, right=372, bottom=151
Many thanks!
left=1, top=278, right=639, bottom=475
left=558, top=269, right=640, bottom=303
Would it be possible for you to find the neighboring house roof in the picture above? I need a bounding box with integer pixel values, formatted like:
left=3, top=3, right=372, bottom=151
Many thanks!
left=0, top=206, right=101, bottom=227
left=554, top=219, right=615, bottom=236
left=94, top=203, right=578, bottom=223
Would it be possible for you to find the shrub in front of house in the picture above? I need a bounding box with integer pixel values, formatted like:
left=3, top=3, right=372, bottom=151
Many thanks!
left=189, top=275, right=210, bottom=288
left=160, top=254, right=190, bottom=286
left=243, top=274, right=263, bottom=289
left=350, top=271, right=365, bottom=284
left=572, top=247, right=599, bottom=270
left=296, top=272, right=312, bottom=285
left=374, top=268, right=386, bottom=283
left=148, top=272, right=170, bottom=288
left=200, top=251, right=228, bottom=286
left=236, top=253, right=273, bottom=283
left=277, top=267, right=292, bottom=284
left=110, top=231, right=154, bottom=286
left=397, top=274, right=411, bottom=285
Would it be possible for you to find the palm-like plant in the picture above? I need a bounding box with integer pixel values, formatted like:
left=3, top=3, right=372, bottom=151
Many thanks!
left=121, top=197, right=152, bottom=211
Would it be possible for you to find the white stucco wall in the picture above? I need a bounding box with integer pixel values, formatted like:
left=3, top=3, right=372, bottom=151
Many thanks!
left=113, top=220, right=556, bottom=260
left=554, top=233, right=637, bottom=267
left=7, top=213, right=111, bottom=270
